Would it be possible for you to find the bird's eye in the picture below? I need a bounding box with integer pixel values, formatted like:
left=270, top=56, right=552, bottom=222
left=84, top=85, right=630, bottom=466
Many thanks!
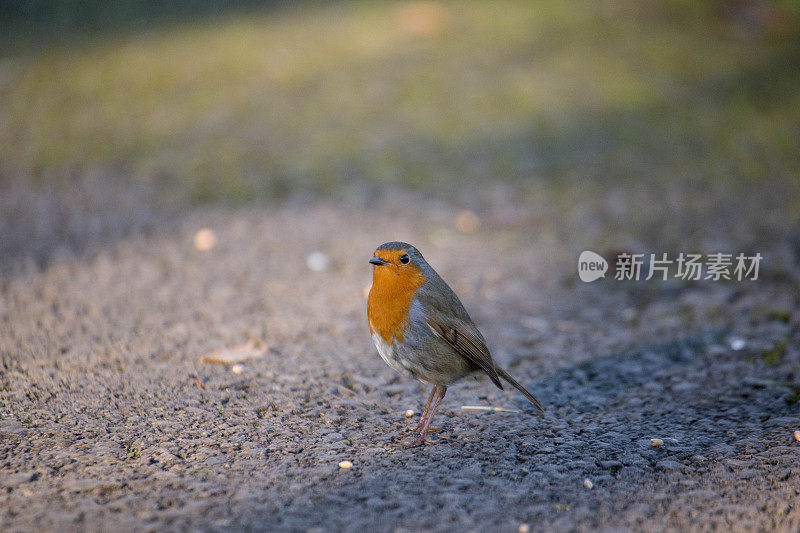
left=399, top=254, right=410, bottom=264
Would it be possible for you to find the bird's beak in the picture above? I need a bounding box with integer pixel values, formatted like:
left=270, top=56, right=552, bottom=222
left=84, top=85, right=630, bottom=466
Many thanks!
left=369, top=257, right=389, bottom=266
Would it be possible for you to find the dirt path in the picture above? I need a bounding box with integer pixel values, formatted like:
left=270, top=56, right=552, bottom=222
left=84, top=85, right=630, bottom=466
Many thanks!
left=1, top=197, right=799, bottom=532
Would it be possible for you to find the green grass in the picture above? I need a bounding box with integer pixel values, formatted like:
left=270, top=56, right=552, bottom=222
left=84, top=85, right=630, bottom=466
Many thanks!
left=1, top=0, right=799, bottom=205
left=786, top=384, right=800, bottom=405
left=762, top=341, right=787, bottom=366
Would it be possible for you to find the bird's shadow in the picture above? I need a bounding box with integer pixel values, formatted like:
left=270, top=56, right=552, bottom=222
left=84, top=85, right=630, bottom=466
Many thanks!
left=248, top=330, right=799, bottom=531
left=368, top=328, right=796, bottom=451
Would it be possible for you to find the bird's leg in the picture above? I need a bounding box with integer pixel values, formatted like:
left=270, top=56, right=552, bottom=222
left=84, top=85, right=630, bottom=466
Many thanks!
left=399, top=386, right=437, bottom=437
left=399, top=385, right=447, bottom=448
left=418, top=385, right=436, bottom=425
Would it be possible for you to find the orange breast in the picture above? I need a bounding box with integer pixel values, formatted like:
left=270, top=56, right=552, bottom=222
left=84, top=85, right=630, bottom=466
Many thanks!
left=367, top=265, right=426, bottom=343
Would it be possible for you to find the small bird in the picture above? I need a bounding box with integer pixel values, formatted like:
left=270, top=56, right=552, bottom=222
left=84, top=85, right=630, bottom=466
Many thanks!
left=367, top=241, right=545, bottom=447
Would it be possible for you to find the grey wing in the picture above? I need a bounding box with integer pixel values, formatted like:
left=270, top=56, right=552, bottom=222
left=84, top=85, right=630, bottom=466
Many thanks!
left=424, top=316, right=504, bottom=390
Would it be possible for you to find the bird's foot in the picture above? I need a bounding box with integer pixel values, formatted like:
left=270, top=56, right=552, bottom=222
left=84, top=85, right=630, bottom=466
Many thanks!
left=394, top=427, right=444, bottom=447
left=398, top=425, right=441, bottom=438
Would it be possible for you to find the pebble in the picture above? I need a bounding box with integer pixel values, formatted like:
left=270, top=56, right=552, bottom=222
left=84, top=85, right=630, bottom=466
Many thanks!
left=518, top=524, right=530, bottom=533
left=651, top=438, right=664, bottom=447
left=193, top=228, right=216, bottom=251
left=455, top=210, right=481, bottom=234
left=729, top=337, right=746, bottom=351
left=306, top=252, right=332, bottom=272
left=794, top=430, right=800, bottom=442
left=583, top=478, right=594, bottom=489
left=338, top=461, right=353, bottom=469
left=231, top=364, right=244, bottom=374
left=405, top=410, right=414, bottom=418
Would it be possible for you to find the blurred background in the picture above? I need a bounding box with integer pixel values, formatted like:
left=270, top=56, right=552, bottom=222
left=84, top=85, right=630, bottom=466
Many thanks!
left=1, top=0, right=799, bottom=267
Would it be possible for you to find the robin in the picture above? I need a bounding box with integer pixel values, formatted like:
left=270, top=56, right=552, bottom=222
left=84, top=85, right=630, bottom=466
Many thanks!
left=367, top=241, right=545, bottom=447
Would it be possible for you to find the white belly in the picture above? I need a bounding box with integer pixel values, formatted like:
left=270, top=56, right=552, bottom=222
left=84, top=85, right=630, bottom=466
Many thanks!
left=370, top=327, right=412, bottom=378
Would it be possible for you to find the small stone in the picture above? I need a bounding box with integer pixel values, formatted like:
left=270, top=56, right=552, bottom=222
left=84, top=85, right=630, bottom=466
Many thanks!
left=729, top=337, right=746, bottom=351
left=583, top=478, right=593, bottom=489
left=794, top=430, right=800, bottom=442
left=518, top=524, right=530, bottom=533
left=405, top=410, right=414, bottom=418
left=306, top=252, right=332, bottom=272
left=455, top=210, right=480, bottom=234
left=338, top=460, right=353, bottom=469
left=193, top=228, right=216, bottom=251
left=651, top=438, right=664, bottom=447
left=231, top=364, right=244, bottom=374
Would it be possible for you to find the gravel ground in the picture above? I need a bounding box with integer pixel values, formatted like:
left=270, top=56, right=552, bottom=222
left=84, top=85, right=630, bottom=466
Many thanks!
left=1, top=194, right=800, bottom=532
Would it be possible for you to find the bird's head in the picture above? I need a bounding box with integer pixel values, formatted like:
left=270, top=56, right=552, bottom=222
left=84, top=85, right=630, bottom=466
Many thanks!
left=369, top=242, right=426, bottom=273
left=367, top=242, right=429, bottom=340
left=368, top=242, right=431, bottom=298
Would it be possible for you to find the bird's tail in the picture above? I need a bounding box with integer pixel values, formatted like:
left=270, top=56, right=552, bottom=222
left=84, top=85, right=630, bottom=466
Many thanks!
left=496, top=367, right=545, bottom=414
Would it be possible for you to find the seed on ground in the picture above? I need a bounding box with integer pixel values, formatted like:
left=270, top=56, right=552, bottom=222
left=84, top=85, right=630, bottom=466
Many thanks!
left=405, top=410, right=414, bottom=418
left=583, top=478, right=594, bottom=489
left=338, top=460, right=352, bottom=469
left=651, top=438, right=664, bottom=447
left=794, top=430, right=800, bottom=442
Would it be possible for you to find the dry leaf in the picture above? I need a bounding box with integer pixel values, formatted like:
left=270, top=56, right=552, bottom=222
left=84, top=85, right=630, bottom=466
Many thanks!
left=200, top=342, right=268, bottom=366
